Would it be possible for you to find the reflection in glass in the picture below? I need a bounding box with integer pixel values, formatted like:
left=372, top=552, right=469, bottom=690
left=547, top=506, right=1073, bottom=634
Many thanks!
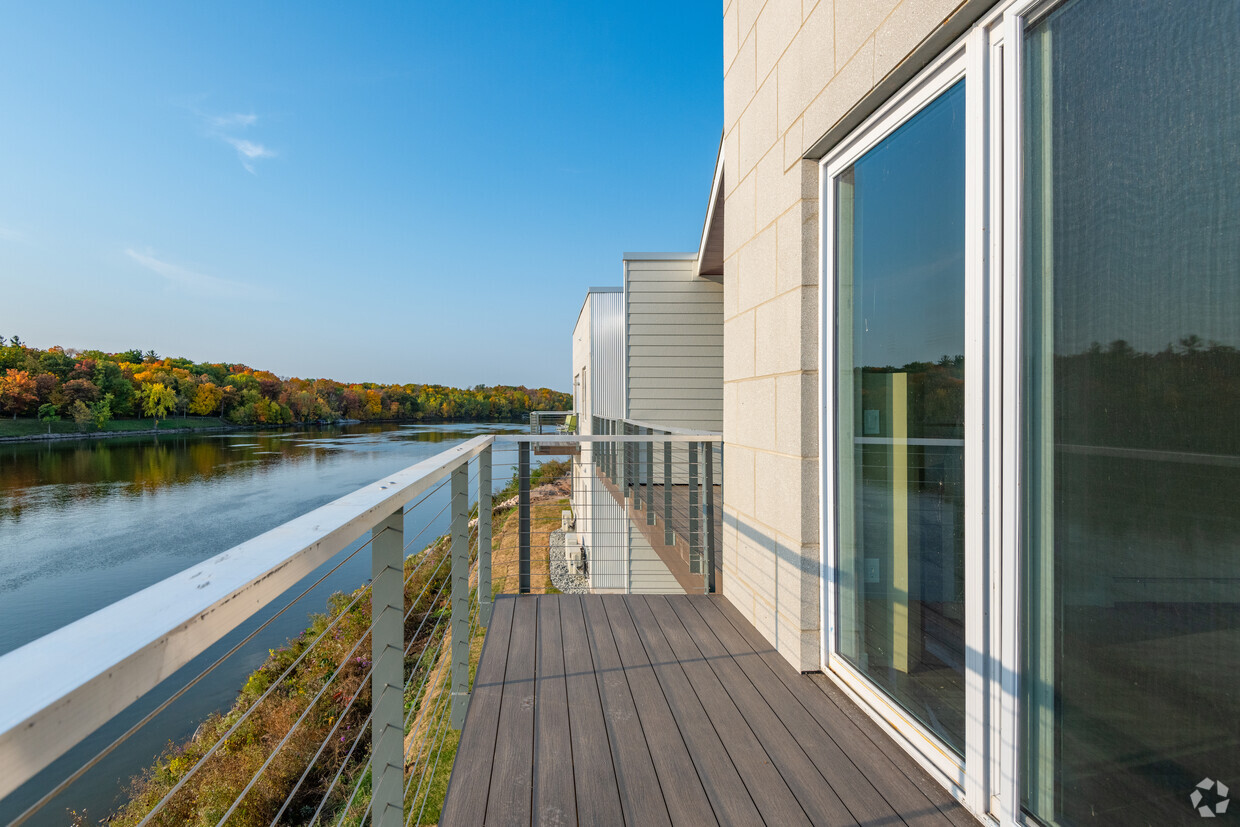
left=835, top=80, right=966, bottom=752
left=1022, top=2, right=1240, bottom=824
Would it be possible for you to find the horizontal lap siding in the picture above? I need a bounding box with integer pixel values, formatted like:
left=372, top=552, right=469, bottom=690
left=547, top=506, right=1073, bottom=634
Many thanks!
left=625, top=259, right=724, bottom=433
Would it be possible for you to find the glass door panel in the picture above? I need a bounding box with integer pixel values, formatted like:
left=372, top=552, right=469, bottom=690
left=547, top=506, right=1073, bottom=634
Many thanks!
left=1021, top=2, right=1240, bottom=824
left=835, top=80, right=967, bottom=753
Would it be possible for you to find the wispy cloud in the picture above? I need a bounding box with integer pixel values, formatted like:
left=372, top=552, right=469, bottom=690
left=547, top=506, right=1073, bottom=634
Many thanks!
left=209, top=112, right=258, bottom=128
left=196, top=109, right=277, bottom=174
left=125, top=248, right=274, bottom=299
left=223, top=136, right=277, bottom=173
left=0, top=225, right=24, bottom=243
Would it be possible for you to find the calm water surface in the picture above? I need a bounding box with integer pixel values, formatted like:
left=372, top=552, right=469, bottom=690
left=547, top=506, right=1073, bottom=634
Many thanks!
left=0, top=422, right=524, bottom=824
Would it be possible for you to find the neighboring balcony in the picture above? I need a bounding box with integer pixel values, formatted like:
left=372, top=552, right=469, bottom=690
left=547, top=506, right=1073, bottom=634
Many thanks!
left=0, top=427, right=977, bottom=826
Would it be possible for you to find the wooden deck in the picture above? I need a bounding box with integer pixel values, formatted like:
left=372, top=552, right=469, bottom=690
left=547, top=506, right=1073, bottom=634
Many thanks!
left=440, top=594, right=979, bottom=826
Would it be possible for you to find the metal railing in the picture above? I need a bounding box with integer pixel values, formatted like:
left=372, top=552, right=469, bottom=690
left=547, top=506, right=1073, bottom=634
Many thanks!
left=528, top=410, right=574, bottom=434
left=0, top=427, right=720, bottom=826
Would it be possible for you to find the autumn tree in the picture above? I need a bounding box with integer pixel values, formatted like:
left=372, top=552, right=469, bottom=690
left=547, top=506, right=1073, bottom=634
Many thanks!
left=140, top=382, right=176, bottom=428
left=189, top=383, right=225, bottom=416
left=38, top=403, right=59, bottom=434
left=61, top=378, right=102, bottom=409
left=70, top=400, right=93, bottom=431
left=0, top=369, right=38, bottom=418
left=91, top=394, right=114, bottom=430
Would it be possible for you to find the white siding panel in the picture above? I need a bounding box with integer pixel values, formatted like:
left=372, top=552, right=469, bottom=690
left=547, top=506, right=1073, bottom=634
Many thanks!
left=589, top=475, right=627, bottom=590
left=629, top=345, right=721, bottom=358
left=625, top=257, right=723, bottom=427
left=590, top=290, right=625, bottom=420
left=627, top=527, right=683, bottom=594
left=629, top=376, right=723, bottom=388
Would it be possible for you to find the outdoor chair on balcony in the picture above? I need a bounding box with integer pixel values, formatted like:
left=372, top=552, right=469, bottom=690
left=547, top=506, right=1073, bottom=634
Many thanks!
left=556, top=414, right=577, bottom=434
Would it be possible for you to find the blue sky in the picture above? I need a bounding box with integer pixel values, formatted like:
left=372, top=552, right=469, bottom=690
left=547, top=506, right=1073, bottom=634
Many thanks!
left=0, top=2, right=721, bottom=391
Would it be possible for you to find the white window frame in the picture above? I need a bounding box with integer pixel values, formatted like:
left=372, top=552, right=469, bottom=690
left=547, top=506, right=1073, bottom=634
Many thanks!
left=816, top=1, right=1067, bottom=824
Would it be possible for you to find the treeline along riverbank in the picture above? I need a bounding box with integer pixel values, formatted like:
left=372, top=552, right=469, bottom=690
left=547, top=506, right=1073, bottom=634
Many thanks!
left=0, top=337, right=571, bottom=433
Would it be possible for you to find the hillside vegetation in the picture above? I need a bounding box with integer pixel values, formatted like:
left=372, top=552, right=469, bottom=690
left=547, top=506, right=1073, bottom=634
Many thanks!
left=0, top=337, right=570, bottom=431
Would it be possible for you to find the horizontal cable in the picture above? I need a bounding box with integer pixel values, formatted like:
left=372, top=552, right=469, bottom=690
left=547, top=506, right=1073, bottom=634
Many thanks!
left=233, top=551, right=450, bottom=822
left=8, top=530, right=378, bottom=827
left=272, top=562, right=453, bottom=826
left=136, top=530, right=417, bottom=827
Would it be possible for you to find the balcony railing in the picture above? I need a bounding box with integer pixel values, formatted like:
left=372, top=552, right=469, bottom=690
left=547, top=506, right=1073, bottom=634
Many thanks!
left=528, top=410, right=574, bottom=434
left=0, top=427, right=720, bottom=826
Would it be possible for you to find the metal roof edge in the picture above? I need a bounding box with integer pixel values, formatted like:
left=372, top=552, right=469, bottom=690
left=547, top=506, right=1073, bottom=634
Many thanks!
left=621, top=252, right=698, bottom=261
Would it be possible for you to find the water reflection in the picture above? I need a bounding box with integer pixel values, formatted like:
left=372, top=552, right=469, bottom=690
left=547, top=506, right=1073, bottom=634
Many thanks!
left=0, top=422, right=523, bottom=653
left=0, top=422, right=524, bottom=825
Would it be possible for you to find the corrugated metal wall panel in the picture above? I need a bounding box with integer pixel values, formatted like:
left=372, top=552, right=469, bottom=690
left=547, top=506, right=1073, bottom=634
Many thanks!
left=591, top=290, right=625, bottom=421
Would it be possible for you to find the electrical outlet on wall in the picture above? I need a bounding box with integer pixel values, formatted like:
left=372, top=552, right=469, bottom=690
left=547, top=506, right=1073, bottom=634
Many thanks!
left=865, top=557, right=880, bottom=584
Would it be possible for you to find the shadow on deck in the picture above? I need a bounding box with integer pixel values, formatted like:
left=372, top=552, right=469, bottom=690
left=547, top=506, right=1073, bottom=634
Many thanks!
left=441, top=594, right=979, bottom=826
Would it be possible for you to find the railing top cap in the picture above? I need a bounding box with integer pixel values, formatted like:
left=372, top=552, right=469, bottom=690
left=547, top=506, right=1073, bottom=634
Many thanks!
left=497, top=433, right=721, bottom=444
left=0, top=434, right=496, bottom=798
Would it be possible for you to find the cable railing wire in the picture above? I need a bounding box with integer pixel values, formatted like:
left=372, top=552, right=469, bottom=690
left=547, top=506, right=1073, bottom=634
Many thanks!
left=222, top=546, right=454, bottom=824
left=6, top=530, right=379, bottom=827
left=20, top=433, right=722, bottom=824
left=266, top=549, right=458, bottom=825
left=134, top=526, right=441, bottom=827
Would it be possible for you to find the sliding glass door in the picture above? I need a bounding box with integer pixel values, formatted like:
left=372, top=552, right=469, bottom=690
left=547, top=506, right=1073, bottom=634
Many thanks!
left=1021, top=1, right=1240, bottom=824
left=834, top=80, right=968, bottom=754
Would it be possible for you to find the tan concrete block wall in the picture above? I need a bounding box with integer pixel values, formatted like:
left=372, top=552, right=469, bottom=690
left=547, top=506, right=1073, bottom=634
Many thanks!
left=720, top=0, right=974, bottom=671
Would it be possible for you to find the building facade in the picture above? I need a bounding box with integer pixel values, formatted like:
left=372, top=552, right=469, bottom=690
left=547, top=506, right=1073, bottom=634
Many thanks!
left=718, top=0, right=1239, bottom=825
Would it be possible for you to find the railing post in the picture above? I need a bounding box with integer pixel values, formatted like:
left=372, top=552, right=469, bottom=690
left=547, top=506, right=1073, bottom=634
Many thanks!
left=371, top=508, right=405, bottom=827
left=663, top=439, right=674, bottom=546
left=645, top=428, right=655, bottom=525
left=451, top=461, right=471, bottom=729
left=689, top=441, right=700, bottom=575
left=518, top=440, right=531, bottom=595
left=704, top=442, right=716, bottom=594
left=478, top=445, right=493, bottom=626
left=619, top=422, right=627, bottom=500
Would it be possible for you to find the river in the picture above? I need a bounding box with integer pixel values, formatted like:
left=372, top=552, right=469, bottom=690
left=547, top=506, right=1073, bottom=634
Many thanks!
left=0, top=422, right=526, bottom=825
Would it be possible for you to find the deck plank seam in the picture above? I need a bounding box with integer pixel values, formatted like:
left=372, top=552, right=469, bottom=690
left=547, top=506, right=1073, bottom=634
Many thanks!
left=677, top=596, right=880, bottom=826
left=583, top=595, right=674, bottom=827
left=665, top=595, right=858, bottom=826
left=704, top=596, right=948, bottom=824
left=442, top=594, right=515, bottom=826
left=705, top=595, right=970, bottom=826
left=553, top=597, right=583, bottom=825
left=602, top=595, right=720, bottom=827
left=614, top=596, right=730, bottom=827
left=682, top=596, right=917, bottom=827
left=561, top=594, right=626, bottom=825
left=646, top=594, right=813, bottom=827
left=629, top=594, right=767, bottom=826
left=811, top=673, right=975, bottom=826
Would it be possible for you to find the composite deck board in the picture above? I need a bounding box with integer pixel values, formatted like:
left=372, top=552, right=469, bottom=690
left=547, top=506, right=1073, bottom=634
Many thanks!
left=438, top=596, right=515, bottom=826
left=441, top=594, right=982, bottom=827
left=582, top=596, right=673, bottom=826
left=600, top=594, right=717, bottom=826
left=644, top=595, right=813, bottom=826
left=486, top=596, right=537, bottom=825
left=559, top=596, right=624, bottom=824
left=532, top=598, right=576, bottom=826
left=708, top=594, right=977, bottom=827
left=685, top=595, right=911, bottom=826
left=809, top=673, right=982, bottom=827
left=625, top=596, right=764, bottom=826
left=665, top=595, right=857, bottom=825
